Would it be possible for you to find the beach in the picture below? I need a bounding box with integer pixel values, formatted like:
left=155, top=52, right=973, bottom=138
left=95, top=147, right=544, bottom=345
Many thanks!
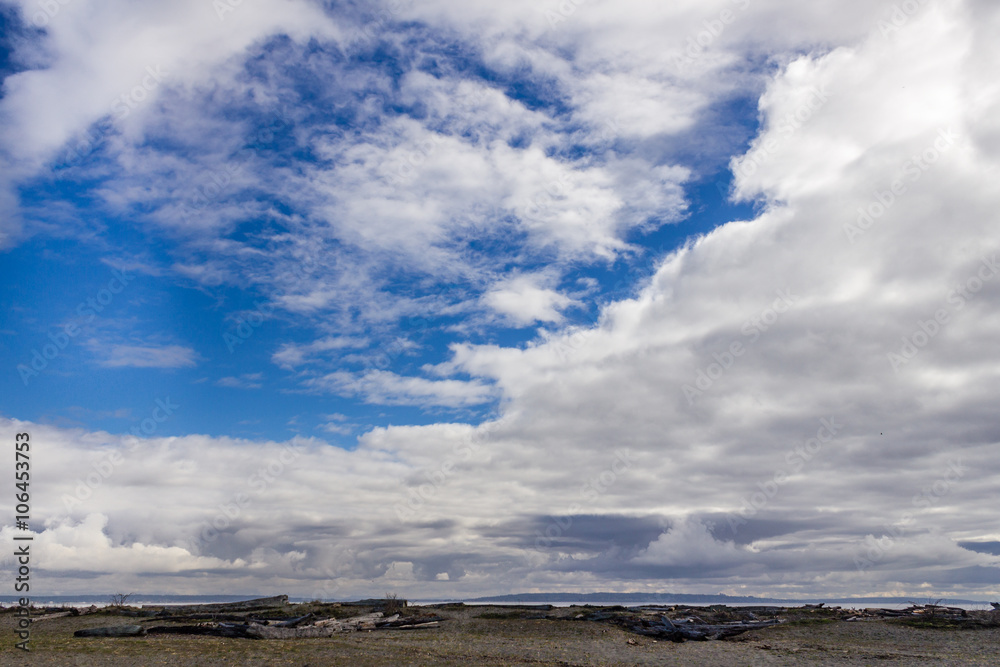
left=3, top=602, right=999, bottom=666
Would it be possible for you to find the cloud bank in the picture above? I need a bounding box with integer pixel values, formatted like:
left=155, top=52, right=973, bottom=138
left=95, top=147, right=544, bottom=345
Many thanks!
left=1, top=0, right=999, bottom=599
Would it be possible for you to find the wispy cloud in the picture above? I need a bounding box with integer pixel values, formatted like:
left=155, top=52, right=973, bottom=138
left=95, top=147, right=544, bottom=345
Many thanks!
left=306, top=370, right=495, bottom=408
left=216, top=373, right=264, bottom=389
left=272, top=337, right=369, bottom=370
left=96, top=344, right=198, bottom=369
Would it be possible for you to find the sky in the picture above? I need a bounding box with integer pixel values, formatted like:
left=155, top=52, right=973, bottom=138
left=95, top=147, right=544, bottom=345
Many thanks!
left=1, top=0, right=999, bottom=601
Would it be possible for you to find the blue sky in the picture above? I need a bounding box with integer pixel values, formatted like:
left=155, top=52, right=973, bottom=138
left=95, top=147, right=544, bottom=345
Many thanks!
left=2, top=0, right=1000, bottom=601
left=1, top=13, right=758, bottom=442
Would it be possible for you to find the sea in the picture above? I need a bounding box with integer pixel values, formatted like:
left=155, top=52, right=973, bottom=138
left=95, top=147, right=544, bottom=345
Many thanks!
left=1, top=595, right=993, bottom=611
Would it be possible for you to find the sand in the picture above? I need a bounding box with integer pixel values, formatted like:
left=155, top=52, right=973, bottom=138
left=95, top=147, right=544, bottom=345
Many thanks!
left=3, top=604, right=999, bottom=665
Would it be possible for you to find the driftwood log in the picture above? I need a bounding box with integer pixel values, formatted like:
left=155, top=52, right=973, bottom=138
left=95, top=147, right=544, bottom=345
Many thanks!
left=163, top=595, right=289, bottom=614
left=74, top=625, right=147, bottom=638
left=631, top=616, right=783, bottom=641
left=144, top=610, right=444, bottom=639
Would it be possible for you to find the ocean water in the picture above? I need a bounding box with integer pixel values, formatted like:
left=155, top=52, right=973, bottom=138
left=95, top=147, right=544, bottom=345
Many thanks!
left=2, top=595, right=992, bottom=611
left=418, top=599, right=995, bottom=611
left=0, top=595, right=278, bottom=608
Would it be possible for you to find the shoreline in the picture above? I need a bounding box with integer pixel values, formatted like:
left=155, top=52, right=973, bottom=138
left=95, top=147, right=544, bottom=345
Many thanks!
left=3, top=597, right=999, bottom=665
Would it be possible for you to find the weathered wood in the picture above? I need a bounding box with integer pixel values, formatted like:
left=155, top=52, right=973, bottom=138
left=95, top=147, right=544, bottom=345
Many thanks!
left=147, top=624, right=254, bottom=638
left=378, top=621, right=440, bottom=630
left=342, top=598, right=407, bottom=607
left=626, top=616, right=783, bottom=642
left=273, top=613, right=314, bottom=628
left=245, top=624, right=342, bottom=639
left=143, top=609, right=446, bottom=640
left=165, top=595, right=289, bottom=614
left=150, top=613, right=253, bottom=623
left=74, top=625, right=147, bottom=638
left=30, top=611, right=76, bottom=622
left=313, top=612, right=385, bottom=628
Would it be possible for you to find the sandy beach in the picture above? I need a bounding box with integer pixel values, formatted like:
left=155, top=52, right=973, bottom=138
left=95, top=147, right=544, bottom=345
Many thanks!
left=3, top=602, right=999, bottom=666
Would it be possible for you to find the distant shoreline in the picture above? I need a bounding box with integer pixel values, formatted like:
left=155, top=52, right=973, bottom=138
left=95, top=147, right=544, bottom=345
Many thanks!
left=2, top=592, right=994, bottom=611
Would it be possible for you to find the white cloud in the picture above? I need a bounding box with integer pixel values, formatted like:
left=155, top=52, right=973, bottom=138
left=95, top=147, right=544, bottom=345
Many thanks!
left=97, top=344, right=198, bottom=369
left=217, top=373, right=264, bottom=389
left=483, top=274, right=579, bottom=325
left=305, top=370, right=495, bottom=408
left=0, top=0, right=340, bottom=172
left=3, top=0, right=1000, bottom=600
left=17, top=514, right=247, bottom=574
left=272, top=337, right=369, bottom=370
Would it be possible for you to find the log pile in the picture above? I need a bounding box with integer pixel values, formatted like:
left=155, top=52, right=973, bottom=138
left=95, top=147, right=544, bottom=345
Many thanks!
left=146, top=611, right=445, bottom=639
left=69, top=596, right=438, bottom=641
left=575, top=605, right=786, bottom=642
left=74, top=625, right=147, bottom=637
left=844, top=604, right=1000, bottom=628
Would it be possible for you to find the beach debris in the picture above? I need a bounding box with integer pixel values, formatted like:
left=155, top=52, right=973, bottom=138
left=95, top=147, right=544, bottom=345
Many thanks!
left=165, top=595, right=290, bottom=614
left=575, top=606, right=785, bottom=642
left=74, top=625, right=147, bottom=637
left=342, top=597, right=409, bottom=609
left=145, top=609, right=444, bottom=639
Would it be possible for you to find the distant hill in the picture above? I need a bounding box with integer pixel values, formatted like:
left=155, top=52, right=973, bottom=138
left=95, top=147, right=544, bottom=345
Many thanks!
left=460, top=592, right=993, bottom=606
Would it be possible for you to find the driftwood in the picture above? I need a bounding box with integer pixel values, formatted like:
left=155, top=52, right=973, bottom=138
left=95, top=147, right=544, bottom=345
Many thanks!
left=577, top=606, right=786, bottom=642
left=272, top=613, right=315, bottom=628
left=75, top=625, right=147, bottom=638
left=144, top=610, right=443, bottom=640
left=342, top=598, right=408, bottom=608
left=377, top=621, right=440, bottom=630
left=150, top=613, right=254, bottom=623
left=633, top=616, right=783, bottom=641
left=163, top=595, right=289, bottom=614
left=147, top=624, right=253, bottom=638
left=864, top=604, right=968, bottom=619
left=314, top=612, right=388, bottom=629
left=30, top=611, right=77, bottom=622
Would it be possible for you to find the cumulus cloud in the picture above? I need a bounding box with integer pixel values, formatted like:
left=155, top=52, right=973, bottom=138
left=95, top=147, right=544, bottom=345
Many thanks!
left=482, top=274, right=579, bottom=326
left=18, top=514, right=247, bottom=574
